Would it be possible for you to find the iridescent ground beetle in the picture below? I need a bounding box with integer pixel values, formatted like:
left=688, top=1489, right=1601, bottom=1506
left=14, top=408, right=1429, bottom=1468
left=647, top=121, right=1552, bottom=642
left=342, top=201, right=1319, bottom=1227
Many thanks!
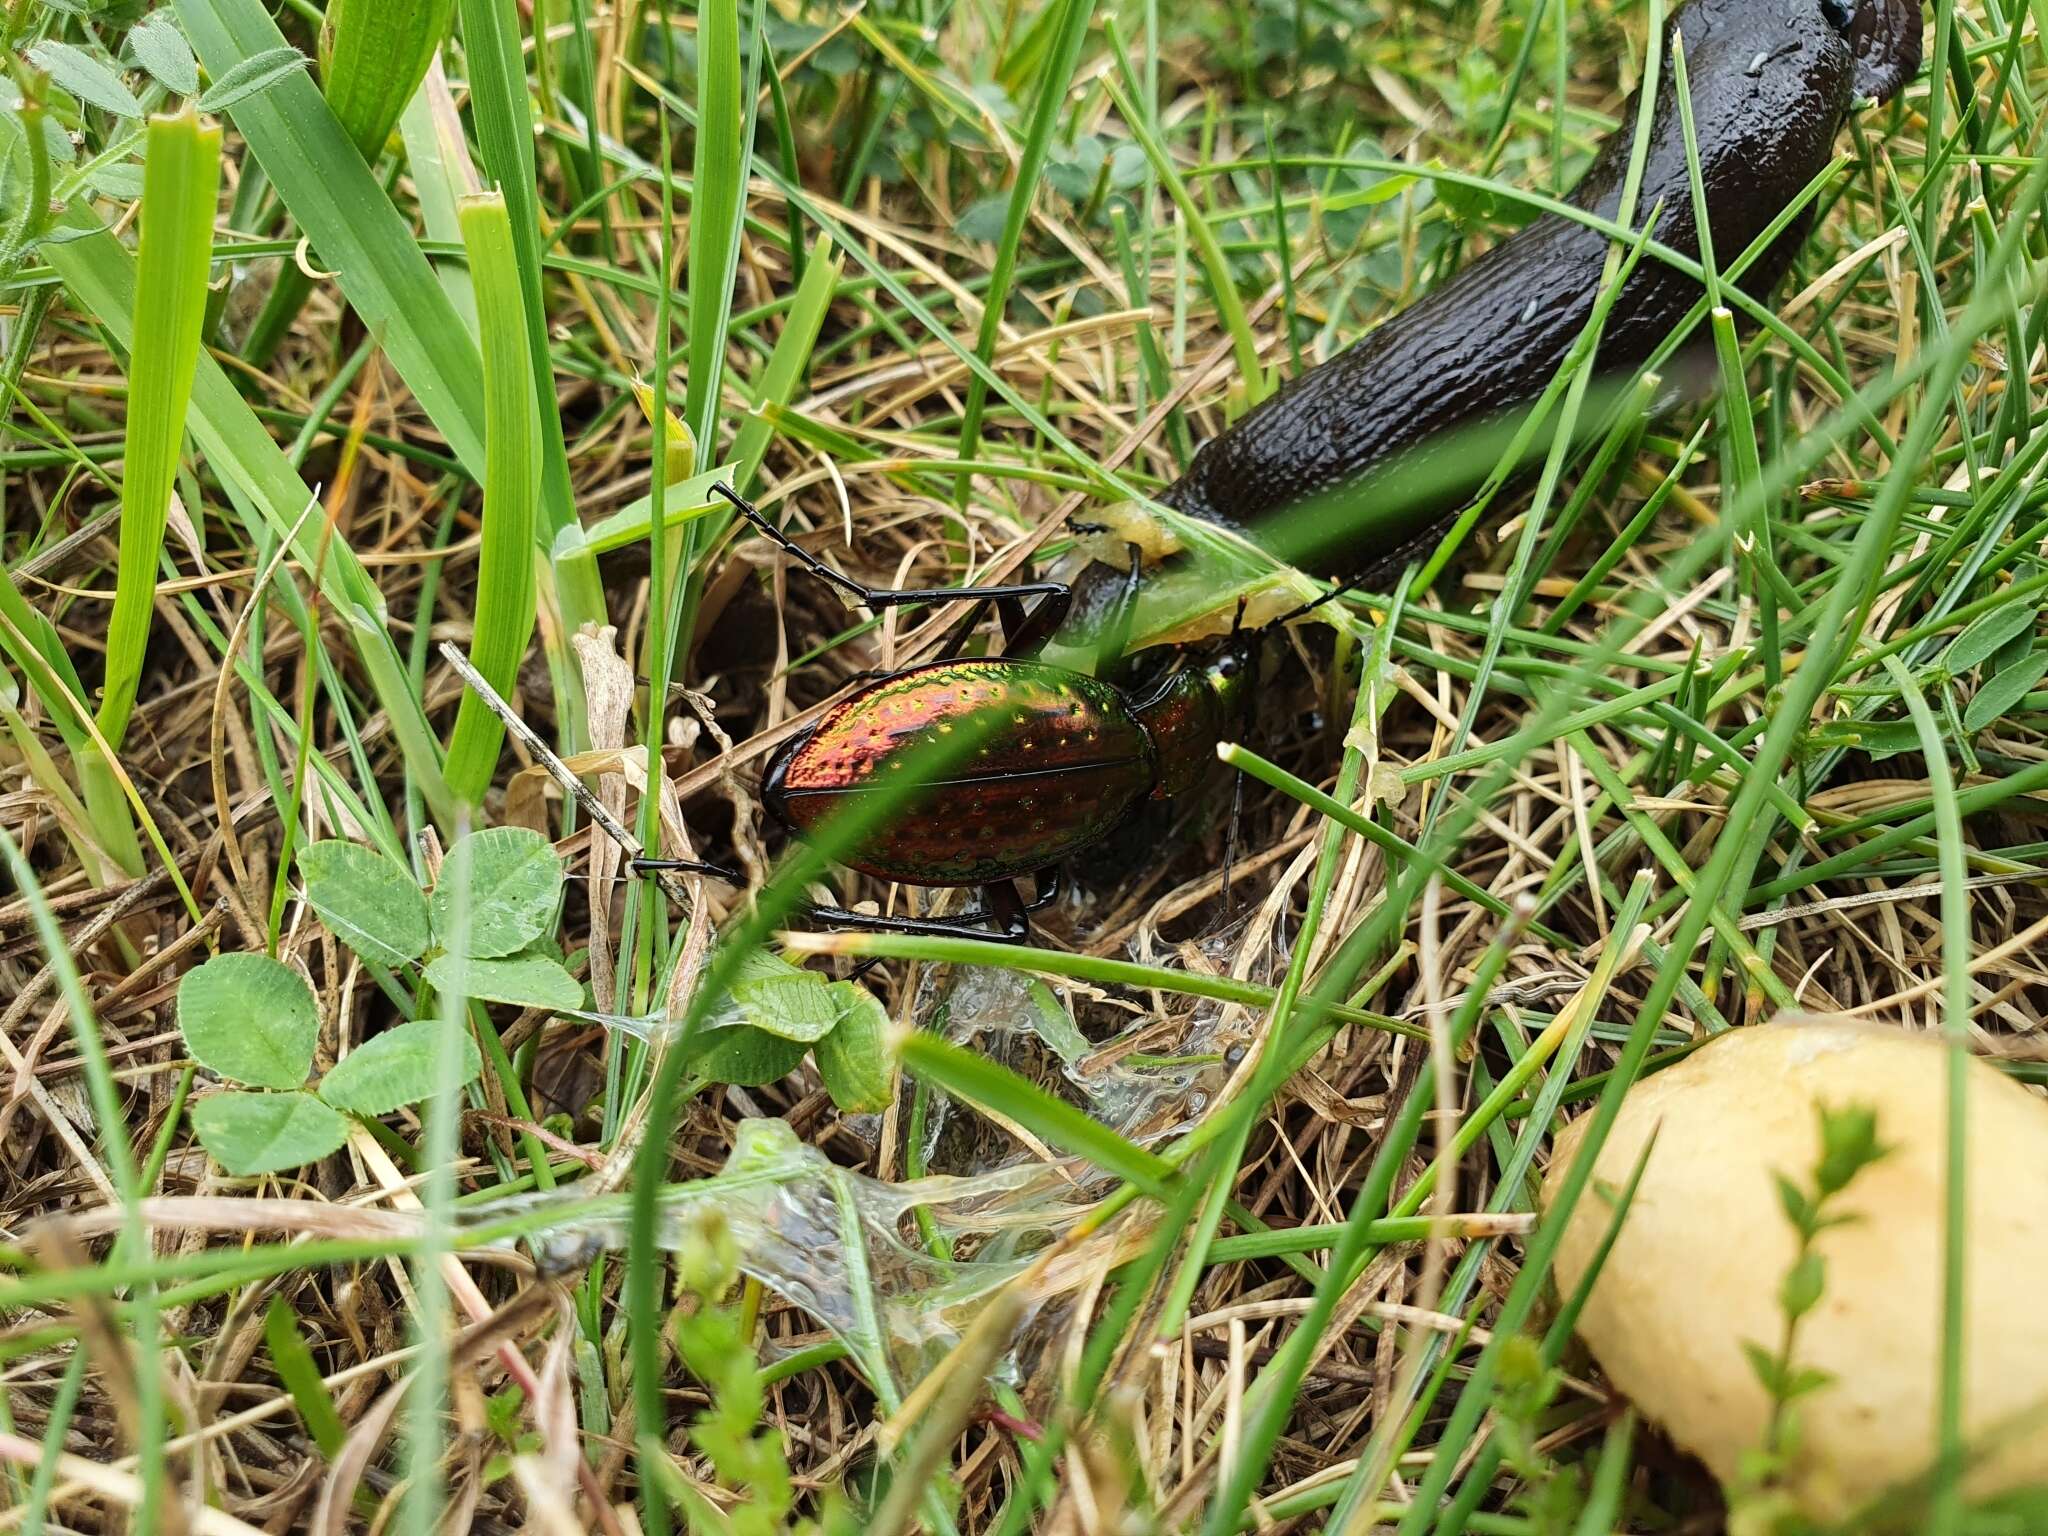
left=636, top=482, right=1256, bottom=942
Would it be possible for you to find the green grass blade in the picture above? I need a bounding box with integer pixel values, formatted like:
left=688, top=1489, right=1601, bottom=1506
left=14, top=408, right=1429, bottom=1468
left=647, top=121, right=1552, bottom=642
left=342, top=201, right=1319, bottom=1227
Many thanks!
left=262, top=1295, right=348, bottom=1458
left=97, top=108, right=220, bottom=752
left=322, top=0, right=455, bottom=160
left=245, top=0, right=455, bottom=364
left=682, top=0, right=747, bottom=450
left=174, top=0, right=487, bottom=473
left=1882, top=655, right=1972, bottom=1533
left=731, top=232, right=841, bottom=491
left=1102, top=59, right=1264, bottom=407
left=41, top=213, right=454, bottom=821
left=443, top=192, right=540, bottom=804
left=954, top=0, right=1096, bottom=489
left=454, top=0, right=603, bottom=670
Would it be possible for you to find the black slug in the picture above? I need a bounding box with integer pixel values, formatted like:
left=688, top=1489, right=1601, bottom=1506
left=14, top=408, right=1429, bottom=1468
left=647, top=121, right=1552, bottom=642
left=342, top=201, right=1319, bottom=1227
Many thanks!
left=1151, top=0, right=1922, bottom=582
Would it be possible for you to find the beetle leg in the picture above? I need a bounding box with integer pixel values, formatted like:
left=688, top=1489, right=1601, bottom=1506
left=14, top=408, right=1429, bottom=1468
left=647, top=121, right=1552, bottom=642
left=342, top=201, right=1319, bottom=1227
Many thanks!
left=712, top=481, right=1070, bottom=651
left=1023, top=865, right=1062, bottom=915
left=795, top=879, right=1036, bottom=944
left=982, top=880, right=1031, bottom=942
left=629, top=856, right=745, bottom=883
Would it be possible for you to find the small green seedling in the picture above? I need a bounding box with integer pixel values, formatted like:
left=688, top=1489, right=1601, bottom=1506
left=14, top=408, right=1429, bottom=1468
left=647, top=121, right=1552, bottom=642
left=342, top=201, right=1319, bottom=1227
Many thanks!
left=653, top=1207, right=853, bottom=1536
left=1729, top=1100, right=1893, bottom=1535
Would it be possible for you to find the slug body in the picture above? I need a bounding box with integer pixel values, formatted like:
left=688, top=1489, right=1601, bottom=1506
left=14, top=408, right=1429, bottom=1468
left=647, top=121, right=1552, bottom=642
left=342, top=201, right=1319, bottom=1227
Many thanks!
left=1155, top=0, right=1921, bottom=579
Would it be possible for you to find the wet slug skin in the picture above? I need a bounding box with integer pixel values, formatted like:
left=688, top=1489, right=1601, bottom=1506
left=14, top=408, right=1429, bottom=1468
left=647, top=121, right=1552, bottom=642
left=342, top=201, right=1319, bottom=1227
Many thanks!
left=1127, top=0, right=1923, bottom=589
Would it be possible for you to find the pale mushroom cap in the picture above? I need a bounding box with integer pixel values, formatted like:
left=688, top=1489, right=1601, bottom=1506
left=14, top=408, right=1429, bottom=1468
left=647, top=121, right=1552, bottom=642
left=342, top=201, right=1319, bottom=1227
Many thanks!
left=1544, top=1016, right=2048, bottom=1521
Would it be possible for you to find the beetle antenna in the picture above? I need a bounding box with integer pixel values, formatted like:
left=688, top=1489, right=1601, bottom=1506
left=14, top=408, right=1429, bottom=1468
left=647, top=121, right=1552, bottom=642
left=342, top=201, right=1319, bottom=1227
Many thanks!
left=710, top=480, right=876, bottom=605
left=1272, top=574, right=1364, bottom=627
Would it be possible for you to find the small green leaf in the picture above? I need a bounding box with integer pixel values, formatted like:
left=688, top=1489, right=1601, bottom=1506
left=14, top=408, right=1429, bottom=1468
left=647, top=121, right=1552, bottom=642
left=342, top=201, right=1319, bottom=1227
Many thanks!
left=177, top=952, right=319, bottom=1089
left=128, top=11, right=201, bottom=96
left=1853, top=719, right=1923, bottom=761
left=196, top=46, right=313, bottom=112
left=429, top=825, right=562, bottom=958
left=1964, top=652, right=2048, bottom=735
left=731, top=972, right=841, bottom=1043
left=1780, top=1251, right=1826, bottom=1321
left=299, top=840, right=431, bottom=966
left=693, top=1024, right=807, bottom=1087
left=85, top=161, right=148, bottom=198
left=1772, top=1173, right=1815, bottom=1238
left=1741, top=1339, right=1789, bottom=1399
left=424, top=952, right=582, bottom=1011
left=1784, top=1365, right=1835, bottom=1400
left=28, top=40, right=145, bottom=118
left=318, top=1018, right=482, bottom=1116
left=815, top=982, right=891, bottom=1113
left=191, top=1090, right=348, bottom=1174
left=1944, top=603, right=2037, bottom=676
left=1815, top=1102, right=1889, bottom=1194
left=957, top=196, right=1010, bottom=243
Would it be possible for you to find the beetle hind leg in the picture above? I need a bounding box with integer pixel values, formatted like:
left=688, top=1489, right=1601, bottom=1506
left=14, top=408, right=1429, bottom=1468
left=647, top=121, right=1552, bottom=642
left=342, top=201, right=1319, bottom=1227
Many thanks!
left=799, top=871, right=1057, bottom=945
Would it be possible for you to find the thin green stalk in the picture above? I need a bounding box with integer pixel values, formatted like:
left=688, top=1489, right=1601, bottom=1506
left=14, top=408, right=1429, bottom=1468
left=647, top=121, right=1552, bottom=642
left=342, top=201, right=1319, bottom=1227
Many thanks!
left=1882, top=655, right=1970, bottom=1535
left=954, top=0, right=1096, bottom=492
left=1102, top=50, right=1263, bottom=403
left=0, top=829, right=163, bottom=1524
left=443, top=192, right=540, bottom=804
left=98, top=109, right=220, bottom=753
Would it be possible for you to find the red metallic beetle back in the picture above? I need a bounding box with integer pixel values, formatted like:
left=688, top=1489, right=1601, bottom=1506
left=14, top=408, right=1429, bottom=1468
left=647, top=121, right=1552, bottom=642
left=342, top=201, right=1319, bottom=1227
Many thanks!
left=764, top=658, right=1156, bottom=885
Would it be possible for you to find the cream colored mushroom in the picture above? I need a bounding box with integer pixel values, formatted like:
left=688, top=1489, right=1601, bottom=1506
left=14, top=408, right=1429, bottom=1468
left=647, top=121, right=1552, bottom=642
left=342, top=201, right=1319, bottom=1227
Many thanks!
left=1543, top=1016, right=2048, bottom=1521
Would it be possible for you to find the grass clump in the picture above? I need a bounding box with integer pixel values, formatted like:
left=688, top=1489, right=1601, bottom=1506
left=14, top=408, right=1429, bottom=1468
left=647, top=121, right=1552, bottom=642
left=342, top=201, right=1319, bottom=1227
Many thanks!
left=1, top=0, right=2042, bottom=1530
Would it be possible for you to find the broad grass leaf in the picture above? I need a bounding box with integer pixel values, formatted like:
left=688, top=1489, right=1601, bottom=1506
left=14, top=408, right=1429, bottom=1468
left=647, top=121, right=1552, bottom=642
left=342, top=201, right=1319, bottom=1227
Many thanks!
left=320, top=0, right=454, bottom=160
left=429, top=826, right=563, bottom=957
left=28, top=40, right=144, bottom=118
left=299, top=840, right=431, bottom=966
left=318, top=1018, right=482, bottom=1116
left=424, top=952, right=582, bottom=1011
left=191, top=1090, right=348, bottom=1174
left=815, top=982, right=890, bottom=1113
left=178, top=952, right=319, bottom=1088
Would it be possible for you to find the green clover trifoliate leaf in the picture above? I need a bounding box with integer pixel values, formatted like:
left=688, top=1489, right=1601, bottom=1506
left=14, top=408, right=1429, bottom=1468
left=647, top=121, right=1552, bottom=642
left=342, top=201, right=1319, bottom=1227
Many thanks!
left=177, top=953, right=319, bottom=1089
left=191, top=1091, right=348, bottom=1175
left=299, top=840, right=431, bottom=966
left=429, top=826, right=563, bottom=958
left=318, top=1019, right=482, bottom=1117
